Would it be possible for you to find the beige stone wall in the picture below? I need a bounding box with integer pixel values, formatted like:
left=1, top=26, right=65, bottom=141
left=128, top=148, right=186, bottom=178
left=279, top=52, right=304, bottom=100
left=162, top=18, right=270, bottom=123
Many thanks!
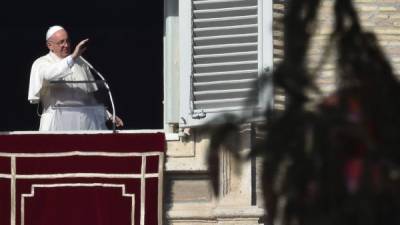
left=273, top=0, right=400, bottom=97
left=165, top=127, right=264, bottom=225
left=273, top=0, right=286, bottom=110
left=317, top=0, right=400, bottom=92
left=355, top=0, right=400, bottom=74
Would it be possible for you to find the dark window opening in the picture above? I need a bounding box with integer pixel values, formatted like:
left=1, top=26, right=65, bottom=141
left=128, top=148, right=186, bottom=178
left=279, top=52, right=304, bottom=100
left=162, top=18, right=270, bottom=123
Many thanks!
left=0, top=0, right=163, bottom=131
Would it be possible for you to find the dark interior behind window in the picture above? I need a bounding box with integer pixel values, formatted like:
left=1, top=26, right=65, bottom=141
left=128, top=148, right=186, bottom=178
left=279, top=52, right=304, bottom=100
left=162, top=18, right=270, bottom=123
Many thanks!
left=0, top=0, right=163, bottom=131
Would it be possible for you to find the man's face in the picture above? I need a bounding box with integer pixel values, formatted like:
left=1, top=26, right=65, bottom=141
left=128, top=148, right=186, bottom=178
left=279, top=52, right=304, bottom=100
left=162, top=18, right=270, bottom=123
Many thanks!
left=47, top=29, right=71, bottom=58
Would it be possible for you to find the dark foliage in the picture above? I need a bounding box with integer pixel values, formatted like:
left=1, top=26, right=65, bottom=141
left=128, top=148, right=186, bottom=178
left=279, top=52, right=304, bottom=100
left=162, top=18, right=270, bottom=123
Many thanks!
left=206, top=0, right=400, bottom=225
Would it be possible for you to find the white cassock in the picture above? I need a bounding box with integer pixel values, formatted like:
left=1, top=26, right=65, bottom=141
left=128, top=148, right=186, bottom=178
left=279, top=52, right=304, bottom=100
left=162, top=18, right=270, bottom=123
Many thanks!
left=28, top=52, right=107, bottom=131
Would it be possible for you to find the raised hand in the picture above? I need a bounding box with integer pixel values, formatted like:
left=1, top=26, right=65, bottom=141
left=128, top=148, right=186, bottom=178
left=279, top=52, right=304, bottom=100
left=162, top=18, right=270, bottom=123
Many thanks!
left=72, top=38, right=89, bottom=60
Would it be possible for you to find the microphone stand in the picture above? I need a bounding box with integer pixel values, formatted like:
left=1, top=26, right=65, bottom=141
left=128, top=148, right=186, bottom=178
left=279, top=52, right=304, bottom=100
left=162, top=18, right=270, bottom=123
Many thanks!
left=80, top=57, right=117, bottom=133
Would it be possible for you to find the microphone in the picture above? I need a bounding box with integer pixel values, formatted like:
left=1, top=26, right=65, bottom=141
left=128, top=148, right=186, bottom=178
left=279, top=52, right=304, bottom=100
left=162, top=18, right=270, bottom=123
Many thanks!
left=80, top=56, right=117, bottom=132
left=79, top=56, right=94, bottom=69
left=80, top=56, right=107, bottom=88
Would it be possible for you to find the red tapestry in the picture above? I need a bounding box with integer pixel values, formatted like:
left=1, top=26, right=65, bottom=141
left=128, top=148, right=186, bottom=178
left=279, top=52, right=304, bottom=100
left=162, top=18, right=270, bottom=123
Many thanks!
left=0, top=133, right=165, bottom=225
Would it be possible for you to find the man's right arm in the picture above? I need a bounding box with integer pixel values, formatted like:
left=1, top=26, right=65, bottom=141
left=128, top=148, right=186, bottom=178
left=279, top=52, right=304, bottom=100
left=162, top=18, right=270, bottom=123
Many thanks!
left=38, top=57, right=74, bottom=81
left=40, top=38, right=90, bottom=81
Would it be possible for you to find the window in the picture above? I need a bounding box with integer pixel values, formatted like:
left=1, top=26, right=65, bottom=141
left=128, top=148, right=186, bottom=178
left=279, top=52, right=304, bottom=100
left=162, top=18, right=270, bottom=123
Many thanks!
left=0, top=1, right=163, bottom=131
left=164, top=0, right=274, bottom=128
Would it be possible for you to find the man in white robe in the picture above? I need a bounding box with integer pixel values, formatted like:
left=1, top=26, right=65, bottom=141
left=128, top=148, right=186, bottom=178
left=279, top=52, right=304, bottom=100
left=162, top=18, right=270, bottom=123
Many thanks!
left=28, top=25, right=123, bottom=131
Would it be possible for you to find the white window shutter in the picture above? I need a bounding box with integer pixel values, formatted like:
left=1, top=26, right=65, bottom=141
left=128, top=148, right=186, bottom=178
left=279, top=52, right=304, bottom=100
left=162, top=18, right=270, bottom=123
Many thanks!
left=179, top=0, right=273, bottom=127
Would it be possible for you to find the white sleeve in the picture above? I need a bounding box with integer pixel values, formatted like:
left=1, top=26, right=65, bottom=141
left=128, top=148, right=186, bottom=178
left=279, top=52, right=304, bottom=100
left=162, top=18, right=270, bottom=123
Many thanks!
left=40, top=55, right=74, bottom=81
left=27, top=55, right=74, bottom=103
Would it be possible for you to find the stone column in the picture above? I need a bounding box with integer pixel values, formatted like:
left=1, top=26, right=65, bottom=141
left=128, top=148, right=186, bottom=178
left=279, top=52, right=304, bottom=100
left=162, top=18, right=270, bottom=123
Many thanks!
left=213, top=124, right=264, bottom=225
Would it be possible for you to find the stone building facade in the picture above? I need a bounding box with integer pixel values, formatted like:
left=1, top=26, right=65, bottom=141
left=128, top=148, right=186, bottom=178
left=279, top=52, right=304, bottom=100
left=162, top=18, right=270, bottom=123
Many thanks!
left=163, top=0, right=400, bottom=224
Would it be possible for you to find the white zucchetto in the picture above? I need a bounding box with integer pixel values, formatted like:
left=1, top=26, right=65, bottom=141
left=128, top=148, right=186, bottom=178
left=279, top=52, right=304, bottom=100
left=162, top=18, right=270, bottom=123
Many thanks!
left=46, top=25, right=64, bottom=40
